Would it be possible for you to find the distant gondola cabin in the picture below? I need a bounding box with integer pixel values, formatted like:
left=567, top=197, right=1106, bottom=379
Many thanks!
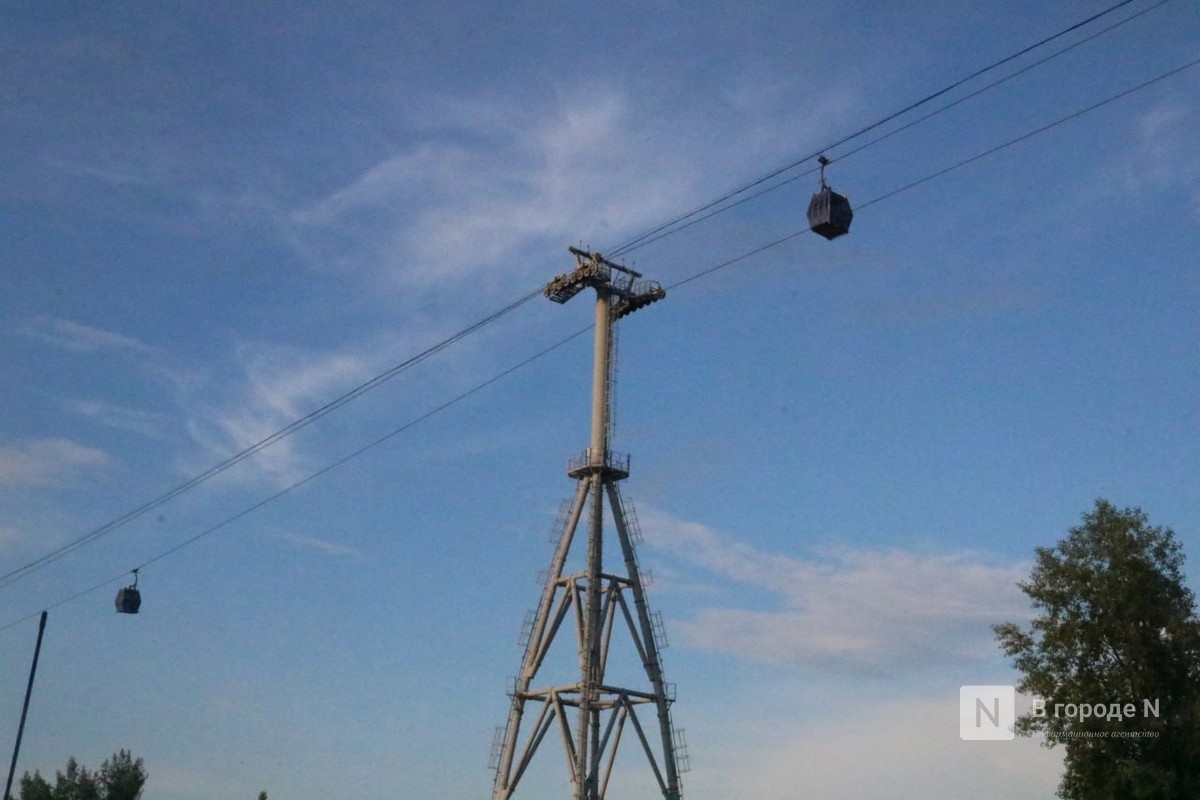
left=807, top=155, right=853, bottom=240
left=807, top=185, right=853, bottom=240
left=115, top=585, right=141, bottom=614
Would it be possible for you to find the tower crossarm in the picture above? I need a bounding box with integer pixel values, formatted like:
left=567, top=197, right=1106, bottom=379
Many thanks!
left=545, top=248, right=665, bottom=320
left=612, top=281, right=665, bottom=320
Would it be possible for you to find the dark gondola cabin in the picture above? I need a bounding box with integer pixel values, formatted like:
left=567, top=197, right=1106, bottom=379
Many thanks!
left=115, top=586, right=141, bottom=614
left=807, top=155, right=853, bottom=240
left=115, top=569, right=141, bottom=614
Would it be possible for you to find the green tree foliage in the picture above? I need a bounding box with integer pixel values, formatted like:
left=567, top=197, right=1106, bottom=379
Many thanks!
left=18, top=751, right=145, bottom=800
left=17, top=771, right=51, bottom=800
left=995, top=500, right=1200, bottom=799
left=96, top=752, right=144, bottom=800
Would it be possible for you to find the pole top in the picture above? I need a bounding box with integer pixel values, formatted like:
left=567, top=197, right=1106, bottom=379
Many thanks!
left=546, top=247, right=665, bottom=317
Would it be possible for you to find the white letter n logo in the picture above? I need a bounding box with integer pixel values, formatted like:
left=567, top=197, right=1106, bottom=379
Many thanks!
left=976, top=697, right=1001, bottom=728
left=960, top=685, right=1015, bottom=740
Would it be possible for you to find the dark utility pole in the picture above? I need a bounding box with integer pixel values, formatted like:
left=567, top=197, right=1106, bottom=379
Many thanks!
left=4, top=611, right=48, bottom=800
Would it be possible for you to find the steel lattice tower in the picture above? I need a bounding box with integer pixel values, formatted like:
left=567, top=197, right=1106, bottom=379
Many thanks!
left=490, top=248, right=684, bottom=800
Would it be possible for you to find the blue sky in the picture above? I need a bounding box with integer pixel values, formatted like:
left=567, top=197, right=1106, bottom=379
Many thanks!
left=1, top=1, right=1197, bottom=798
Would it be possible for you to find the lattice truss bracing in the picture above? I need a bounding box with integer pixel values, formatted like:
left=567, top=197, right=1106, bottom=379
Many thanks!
left=490, top=249, right=684, bottom=800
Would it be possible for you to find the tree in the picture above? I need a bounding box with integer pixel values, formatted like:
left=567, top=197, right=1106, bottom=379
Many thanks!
left=17, top=771, right=51, bottom=800
left=97, top=752, right=144, bottom=800
left=18, top=751, right=145, bottom=800
left=19, top=758, right=97, bottom=800
left=994, top=499, right=1200, bottom=799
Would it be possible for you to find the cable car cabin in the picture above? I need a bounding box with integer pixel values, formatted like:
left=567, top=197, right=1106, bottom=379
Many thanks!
left=807, top=185, right=853, bottom=240
left=115, top=586, right=141, bottom=614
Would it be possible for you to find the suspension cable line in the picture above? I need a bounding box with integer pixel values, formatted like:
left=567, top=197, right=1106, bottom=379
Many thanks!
left=3, top=51, right=1194, bottom=635
left=606, top=0, right=1155, bottom=259
left=614, top=0, right=1171, bottom=258
left=0, top=287, right=543, bottom=591
left=2, top=0, right=1165, bottom=596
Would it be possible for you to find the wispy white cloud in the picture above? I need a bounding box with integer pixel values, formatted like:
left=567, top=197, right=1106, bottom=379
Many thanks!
left=1091, top=90, right=1200, bottom=217
left=641, top=510, right=1028, bottom=673
left=243, top=350, right=368, bottom=421
left=1130, top=98, right=1200, bottom=187
left=19, top=316, right=161, bottom=355
left=65, top=398, right=172, bottom=440
left=0, top=437, right=114, bottom=487
left=287, top=89, right=702, bottom=293
left=182, top=343, right=373, bottom=487
left=270, top=531, right=361, bottom=557
left=42, top=157, right=151, bottom=187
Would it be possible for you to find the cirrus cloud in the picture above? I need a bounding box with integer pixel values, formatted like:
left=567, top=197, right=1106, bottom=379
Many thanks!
left=640, top=509, right=1029, bottom=674
left=286, top=89, right=701, bottom=293
left=0, top=437, right=114, bottom=488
